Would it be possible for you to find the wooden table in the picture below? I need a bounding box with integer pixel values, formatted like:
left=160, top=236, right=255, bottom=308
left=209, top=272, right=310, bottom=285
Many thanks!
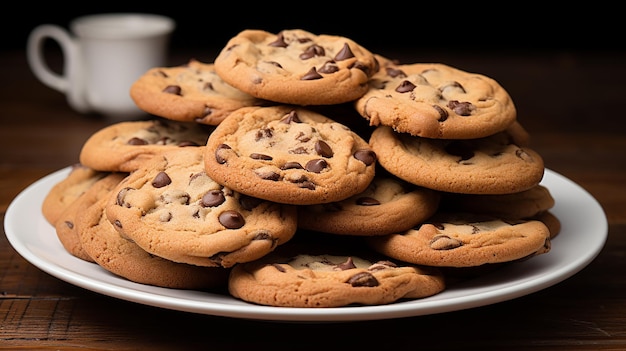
left=1, top=47, right=625, bottom=350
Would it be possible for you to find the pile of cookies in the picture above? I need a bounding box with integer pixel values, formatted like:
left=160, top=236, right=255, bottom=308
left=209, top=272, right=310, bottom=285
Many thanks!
left=41, top=29, right=559, bottom=308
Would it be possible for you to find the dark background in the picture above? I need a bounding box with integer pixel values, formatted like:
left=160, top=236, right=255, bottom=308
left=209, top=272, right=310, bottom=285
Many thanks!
left=6, top=5, right=623, bottom=59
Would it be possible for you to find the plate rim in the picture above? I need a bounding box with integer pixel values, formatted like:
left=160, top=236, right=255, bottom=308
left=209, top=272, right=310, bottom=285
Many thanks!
left=4, top=167, right=608, bottom=322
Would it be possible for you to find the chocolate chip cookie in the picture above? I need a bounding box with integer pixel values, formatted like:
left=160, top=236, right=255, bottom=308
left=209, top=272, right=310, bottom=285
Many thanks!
left=79, top=119, right=213, bottom=172
left=355, top=62, right=516, bottom=139
left=366, top=212, right=552, bottom=267
left=204, top=105, right=377, bottom=205
left=228, top=235, right=446, bottom=307
left=105, top=147, right=298, bottom=268
left=130, top=59, right=270, bottom=125
left=214, top=29, right=379, bottom=105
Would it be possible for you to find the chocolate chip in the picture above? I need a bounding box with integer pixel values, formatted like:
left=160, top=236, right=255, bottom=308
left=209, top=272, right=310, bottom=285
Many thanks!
left=346, top=272, right=379, bottom=287
left=447, top=100, right=475, bottom=116
left=282, top=161, right=304, bottom=170
left=350, top=61, right=371, bottom=75
left=433, top=105, right=449, bottom=122
left=386, top=67, right=406, bottom=78
left=116, top=187, right=133, bottom=207
left=353, top=149, right=376, bottom=165
left=268, top=32, right=288, bottom=47
left=201, top=190, right=225, bottom=207
left=271, top=263, right=287, bottom=272
left=152, top=172, right=171, bottom=188
left=255, top=128, right=273, bottom=140
left=430, top=235, right=463, bottom=250
left=334, top=43, right=355, bottom=61
left=305, top=159, right=327, bottom=173
left=318, top=61, right=339, bottom=74
left=396, top=80, right=416, bottom=93
left=163, top=85, right=182, bottom=95
left=281, top=110, right=301, bottom=124
left=356, top=197, right=380, bottom=206
left=256, top=168, right=281, bottom=181
left=127, top=137, right=148, bottom=145
left=218, top=210, right=245, bottom=229
left=239, top=195, right=262, bottom=210
left=301, top=67, right=323, bottom=80
left=300, top=44, right=325, bottom=60
left=368, top=260, right=397, bottom=271
left=250, top=153, right=273, bottom=161
left=315, top=140, right=333, bottom=158
left=64, top=220, right=73, bottom=229
left=215, top=144, right=231, bottom=164
left=298, top=181, right=316, bottom=190
left=335, top=257, right=357, bottom=270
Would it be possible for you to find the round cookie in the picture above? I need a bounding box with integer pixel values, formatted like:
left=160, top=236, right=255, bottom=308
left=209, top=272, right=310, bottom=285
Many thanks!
left=213, top=29, right=379, bottom=105
left=228, top=236, right=446, bottom=307
left=79, top=119, right=213, bottom=172
left=366, top=212, right=552, bottom=267
left=354, top=62, right=517, bottom=139
left=41, top=164, right=109, bottom=225
left=369, top=125, right=545, bottom=194
left=54, top=172, right=127, bottom=262
left=297, top=173, right=440, bottom=236
left=77, top=194, right=229, bottom=290
left=105, top=146, right=298, bottom=268
left=439, top=184, right=555, bottom=219
left=204, top=105, right=377, bottom=205
left=130, top=59, right=270, bottom=125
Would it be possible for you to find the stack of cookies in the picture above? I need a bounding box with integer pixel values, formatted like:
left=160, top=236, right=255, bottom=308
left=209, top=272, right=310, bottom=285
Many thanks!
left=42, top=29, right=559, bottom=308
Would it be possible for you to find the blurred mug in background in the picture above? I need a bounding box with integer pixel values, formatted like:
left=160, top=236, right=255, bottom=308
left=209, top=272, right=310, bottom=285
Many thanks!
left=27, top=13, right=175, bottom=120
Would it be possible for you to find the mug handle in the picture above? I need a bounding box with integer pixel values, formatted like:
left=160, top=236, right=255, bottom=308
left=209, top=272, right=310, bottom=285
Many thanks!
left=26, top=24, right=90, bottom=113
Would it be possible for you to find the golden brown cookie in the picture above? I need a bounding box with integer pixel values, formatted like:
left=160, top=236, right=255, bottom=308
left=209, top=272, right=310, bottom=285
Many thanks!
left=130, top=59, right=270, bottom=125
left=41, top=164, right=108, bottom=225
left=105, top=147, right=298, bottom=268
left=204, top=105, right=377, bottom=205
left=54, top=172, right=127, bottom=262
left=228, top=235, right=445, bottom=307
left=366, top=212, right=552, bottom=267
left=79, top=119, right=213, bottom=172
left=369, top=125, right=545, bottom=194
left=214, top=29, right=379, bottom=105
left=78, top=194, right=230, bottom=290
left=355, top=62, right=516, bottom=139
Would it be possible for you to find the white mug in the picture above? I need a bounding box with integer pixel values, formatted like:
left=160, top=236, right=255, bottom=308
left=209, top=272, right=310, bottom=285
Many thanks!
left=27, top=13, right=175, bottom=119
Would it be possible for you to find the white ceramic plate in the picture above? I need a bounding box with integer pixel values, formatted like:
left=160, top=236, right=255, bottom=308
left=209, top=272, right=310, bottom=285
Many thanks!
left=5, top=167, right=607, bottom=322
